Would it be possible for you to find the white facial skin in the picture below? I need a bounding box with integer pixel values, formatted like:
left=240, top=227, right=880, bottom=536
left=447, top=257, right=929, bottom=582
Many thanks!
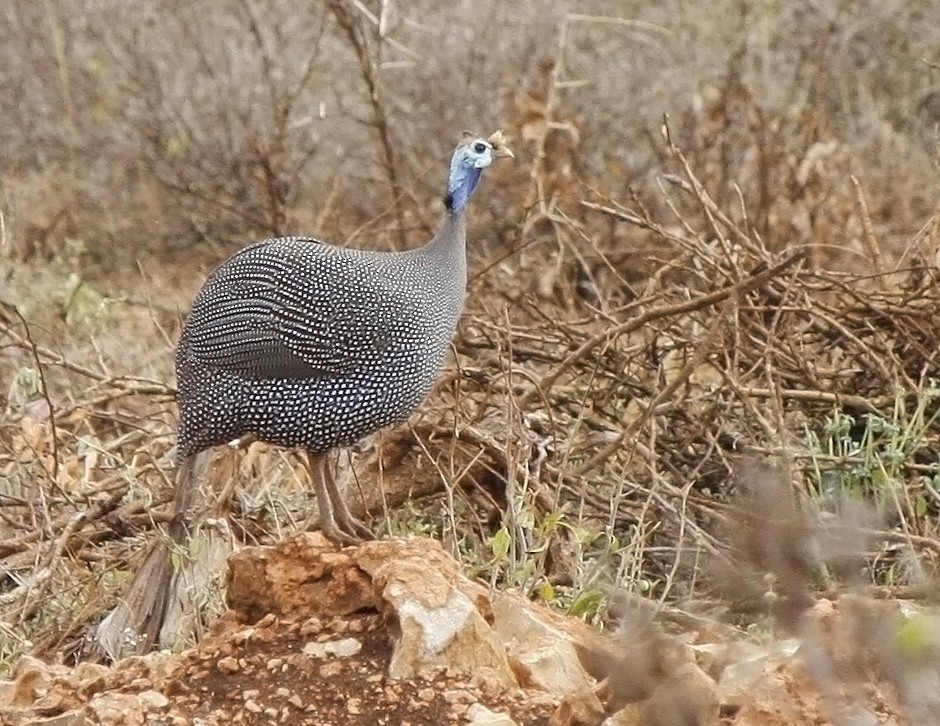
left=446, top=133, right=512, bottom=213
left=462, top=140, right=495, bottom=169
left=447, top=140, right=494, bottom=213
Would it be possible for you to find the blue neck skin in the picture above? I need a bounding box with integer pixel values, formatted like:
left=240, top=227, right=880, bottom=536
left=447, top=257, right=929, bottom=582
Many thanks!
left=446, top=158, right=482, bottom=215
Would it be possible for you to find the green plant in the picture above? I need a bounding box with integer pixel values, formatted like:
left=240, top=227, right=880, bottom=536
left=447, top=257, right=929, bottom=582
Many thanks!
left=806, top=381, right=940, bottom=520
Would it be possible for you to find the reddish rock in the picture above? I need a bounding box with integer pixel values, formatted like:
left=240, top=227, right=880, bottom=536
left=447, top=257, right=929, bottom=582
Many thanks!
left=226, top=532, right=376, bottom=621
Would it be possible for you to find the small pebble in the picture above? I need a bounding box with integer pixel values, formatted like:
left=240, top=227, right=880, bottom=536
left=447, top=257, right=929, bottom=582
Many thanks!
left=217, top=657, right=239, bottom=674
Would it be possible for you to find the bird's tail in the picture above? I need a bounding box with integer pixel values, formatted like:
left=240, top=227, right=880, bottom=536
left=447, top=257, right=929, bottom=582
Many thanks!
left=95, top=454, right=200, bottom=661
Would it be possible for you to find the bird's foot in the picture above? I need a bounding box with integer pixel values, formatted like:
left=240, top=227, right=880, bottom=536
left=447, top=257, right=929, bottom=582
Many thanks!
left=318, top=521, right=365, bottom=546
left=317, top=511, right=374, bottom=545
left=336, top=513, right=374, bottom=541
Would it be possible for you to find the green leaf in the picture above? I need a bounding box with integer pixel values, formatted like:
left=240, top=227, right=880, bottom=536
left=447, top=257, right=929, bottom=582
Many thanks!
left=63, top=273, right=105, bottom=326
left=537, top=581, right=556, bottom=601
left=568, top=588, right=605, bottom=620
left=517, top=507, right=536, bottom=529
left=490, top=527, right=511, bottom=561
left=539, top=510, right=564, bottom=535
left=897, top=615, right=938, bottom=659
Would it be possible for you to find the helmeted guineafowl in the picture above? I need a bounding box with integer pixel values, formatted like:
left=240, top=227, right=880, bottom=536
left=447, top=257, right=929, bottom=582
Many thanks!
left=175, top=130, right=514, bottom=543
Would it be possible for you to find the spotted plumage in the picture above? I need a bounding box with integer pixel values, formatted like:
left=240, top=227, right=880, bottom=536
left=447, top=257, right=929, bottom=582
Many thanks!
left=175, top=131, right=513, bottom=542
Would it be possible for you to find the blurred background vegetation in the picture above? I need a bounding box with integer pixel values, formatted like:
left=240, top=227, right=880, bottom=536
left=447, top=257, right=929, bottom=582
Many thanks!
left=3, top=0, right=938, bottom=266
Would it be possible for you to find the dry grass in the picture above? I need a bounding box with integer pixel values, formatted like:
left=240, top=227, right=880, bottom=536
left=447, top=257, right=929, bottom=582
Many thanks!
left=2, top=0, right=940, bottom=698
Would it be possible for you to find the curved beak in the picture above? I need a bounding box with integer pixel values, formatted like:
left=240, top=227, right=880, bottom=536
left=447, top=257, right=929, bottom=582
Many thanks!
left=487, top=129, right=515, bottom=160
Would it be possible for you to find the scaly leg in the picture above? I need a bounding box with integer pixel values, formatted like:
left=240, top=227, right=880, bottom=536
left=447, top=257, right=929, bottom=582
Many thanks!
left=303, top=450, right=361, bottom=545
left=319, top=452, right=373, bottom=541
left=304, top=451, right=373, bottom=544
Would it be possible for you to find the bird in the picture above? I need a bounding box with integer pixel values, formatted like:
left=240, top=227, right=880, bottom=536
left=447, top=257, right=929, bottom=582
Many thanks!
left=173, top=130, right=514, bottom=543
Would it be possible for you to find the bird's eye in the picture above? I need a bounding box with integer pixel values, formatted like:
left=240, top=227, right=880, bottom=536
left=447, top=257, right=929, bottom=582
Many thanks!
left=473, top=142, right=487, bottom=153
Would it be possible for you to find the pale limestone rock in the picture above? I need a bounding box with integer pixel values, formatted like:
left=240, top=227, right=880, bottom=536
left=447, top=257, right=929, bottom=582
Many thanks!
left=603, top=662, right=718, bottom=726
left=492, top=591, right=595, bottom=696
left=552, top=687, right=606, bottom=725
left=302, top=637, right=362, bottom=658
left=713, top=638, right=800, bottom=710
left=644, top=662, right=719, bottom=726
left=1, top=655, right=75, bottom=710
left=72, top=662, right=112, bottom=691
left=714, top=648, right=770, bottom=708
left=601, top=702, right=644, bottom=726
left=22, top=711, right=87, bottom=726
left=354, top=538, right=517, bottom=687
left=88, top=692, right=147, bottom=725
left=466, top=703, right=519, bottom=725
left=138, top=689, right=170, bottom=710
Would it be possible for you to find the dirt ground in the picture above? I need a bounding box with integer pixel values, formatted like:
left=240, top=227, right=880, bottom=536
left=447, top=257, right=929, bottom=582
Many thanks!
left=2, top=534, right=933, bottom=725
left=100, top=613, right=555, bottom=726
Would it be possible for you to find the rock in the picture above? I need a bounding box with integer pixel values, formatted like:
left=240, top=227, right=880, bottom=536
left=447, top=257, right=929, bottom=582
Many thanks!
left=0, top=656, right=82, bottom=715
left=72, top=662, right=112, bottom=696
left=301, top=637, right=362, bottom=658
left=711, top=637, right=800, bottom=712
left=714, top=646, right=770, bottom=709
left=22, top=710, right=87, bottom=726
left=492, top=592, right=595, bottom=696
left=226, top=532, right=376, bottom=621
left=127, top=650, right=177, bottom=690
left=466, top=703, right=518, bottom=725
left=602, top=702, right=644, bottom=726
left=354, top=538, right=517, bottom=688
left=87, top=692, right=147, bottom=725
left=3, top=537, right=922, bottom=726
left=543, top=610, right=720, bottom=726
left=575, top=620, right=691, bottom=710
left=691, top=639, right=761, bottom=680
left=0, top=661, right=43, bottom=707
left=731, top=666, right=809, bottom=726
left=601, top=662, right=719, bottom=726
left=217, top=656, right=240, bottom=674
left=551, top=688, right=606, bottom=726
left=138, top=689, right=170, bottom=710
left=640, top=662, right=719, bottom=726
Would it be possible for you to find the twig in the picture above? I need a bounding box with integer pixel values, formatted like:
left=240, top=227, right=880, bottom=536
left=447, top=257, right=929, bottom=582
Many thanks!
left=520, top=251, right=806, bottom=407
left=326, top=0, right=406, bottom=248
left=737, top=386, right=885, bottom=414
left=573, top=291, right=732, bottom=477
left=661, top=113, right=768, bottom=263
left=0, top=314, right=175, bottom=396
left=8, top=306, right=61, bottom=487
left=850, top=175, right=888, bottom=289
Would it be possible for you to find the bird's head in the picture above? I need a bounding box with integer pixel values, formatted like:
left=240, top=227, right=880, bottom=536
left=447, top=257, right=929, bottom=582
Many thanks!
left=446, top=130, right=514, bottom=214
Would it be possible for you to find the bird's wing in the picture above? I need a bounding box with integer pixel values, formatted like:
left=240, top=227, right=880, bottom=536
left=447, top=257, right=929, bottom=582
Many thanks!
left=182, top=239, right=418, bottom=380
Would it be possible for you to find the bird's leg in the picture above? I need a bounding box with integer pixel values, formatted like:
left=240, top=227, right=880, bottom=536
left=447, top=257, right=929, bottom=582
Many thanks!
left=303, top=451, right=359, bottom=545
left=319, top=452, right=373, bottom=541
